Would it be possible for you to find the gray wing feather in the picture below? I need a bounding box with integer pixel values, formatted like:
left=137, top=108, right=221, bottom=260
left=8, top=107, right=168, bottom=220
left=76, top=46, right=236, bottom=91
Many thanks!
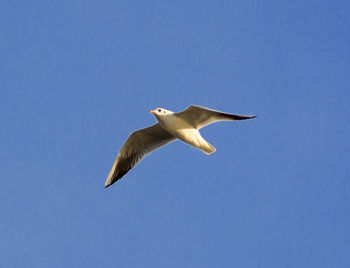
left=175, top=105, right=256, bottom=129
left=105, top=123, right=176, bottom=187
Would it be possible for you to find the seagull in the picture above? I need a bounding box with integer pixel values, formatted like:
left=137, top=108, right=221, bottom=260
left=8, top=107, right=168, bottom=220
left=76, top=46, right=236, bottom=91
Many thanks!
left=105, top=105, right=256, bottom=188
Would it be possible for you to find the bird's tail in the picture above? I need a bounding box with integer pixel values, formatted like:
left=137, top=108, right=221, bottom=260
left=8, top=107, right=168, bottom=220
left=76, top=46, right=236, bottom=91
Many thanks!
left=200, top=141, right=216, bottom=155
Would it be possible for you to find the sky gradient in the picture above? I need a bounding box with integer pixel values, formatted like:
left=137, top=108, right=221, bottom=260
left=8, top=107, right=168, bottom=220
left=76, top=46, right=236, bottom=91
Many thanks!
left=1, top=0, right=350, bottom=267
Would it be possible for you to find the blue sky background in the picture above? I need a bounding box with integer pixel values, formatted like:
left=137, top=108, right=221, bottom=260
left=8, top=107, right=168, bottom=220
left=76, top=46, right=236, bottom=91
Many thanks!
left=1, top=1, right=349, bottom=267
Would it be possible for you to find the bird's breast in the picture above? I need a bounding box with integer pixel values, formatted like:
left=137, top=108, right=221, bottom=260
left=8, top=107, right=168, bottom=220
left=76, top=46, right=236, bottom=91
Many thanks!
left=158, top=115, right=201, bottom=147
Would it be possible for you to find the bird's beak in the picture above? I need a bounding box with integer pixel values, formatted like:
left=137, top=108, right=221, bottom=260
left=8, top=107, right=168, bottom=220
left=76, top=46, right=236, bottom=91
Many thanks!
left=149, top=110, right=156, bottom=114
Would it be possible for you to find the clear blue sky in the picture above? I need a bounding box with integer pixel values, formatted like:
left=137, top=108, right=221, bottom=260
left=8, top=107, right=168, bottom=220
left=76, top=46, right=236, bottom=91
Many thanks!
left=1, top=1, right=349, bottom=267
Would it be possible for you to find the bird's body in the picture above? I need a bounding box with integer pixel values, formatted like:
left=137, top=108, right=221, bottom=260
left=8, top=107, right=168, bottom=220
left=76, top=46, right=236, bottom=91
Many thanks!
left=105, top=105, right=256, bottom=188
left=156, top=112, right=215, bottom=154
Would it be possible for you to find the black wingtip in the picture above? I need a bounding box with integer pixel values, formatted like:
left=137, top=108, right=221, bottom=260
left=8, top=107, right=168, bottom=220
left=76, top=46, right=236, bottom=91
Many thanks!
left=245, top=115, right=257, bottom=119
left=230, top=114, right=257, bottom=120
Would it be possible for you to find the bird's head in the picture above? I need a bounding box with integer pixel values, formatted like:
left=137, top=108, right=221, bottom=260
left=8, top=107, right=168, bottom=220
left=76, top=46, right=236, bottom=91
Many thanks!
left=149, top=108, right=173, bottom=117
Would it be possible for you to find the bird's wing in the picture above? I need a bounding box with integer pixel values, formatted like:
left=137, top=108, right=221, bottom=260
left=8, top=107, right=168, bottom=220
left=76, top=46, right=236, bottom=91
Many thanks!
left=105, top=123, right=176, bottom=188
left=175, top=105, right=256, bottom=129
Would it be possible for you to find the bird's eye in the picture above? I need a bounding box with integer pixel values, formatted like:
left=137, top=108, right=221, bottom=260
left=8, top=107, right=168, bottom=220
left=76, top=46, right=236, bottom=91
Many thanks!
left=158, top=109, right=161, bottom=112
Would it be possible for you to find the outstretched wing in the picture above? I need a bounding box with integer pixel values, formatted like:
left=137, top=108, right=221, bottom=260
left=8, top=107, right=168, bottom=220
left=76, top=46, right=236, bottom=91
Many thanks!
left=175, top=105, right=256, bottom=129
left=105, top=123, right=176, bottom=188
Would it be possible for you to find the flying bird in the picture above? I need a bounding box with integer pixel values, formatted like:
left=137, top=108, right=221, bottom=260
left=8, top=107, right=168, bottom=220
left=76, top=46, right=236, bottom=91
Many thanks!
left=105, top=105, right=256, bottom=188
